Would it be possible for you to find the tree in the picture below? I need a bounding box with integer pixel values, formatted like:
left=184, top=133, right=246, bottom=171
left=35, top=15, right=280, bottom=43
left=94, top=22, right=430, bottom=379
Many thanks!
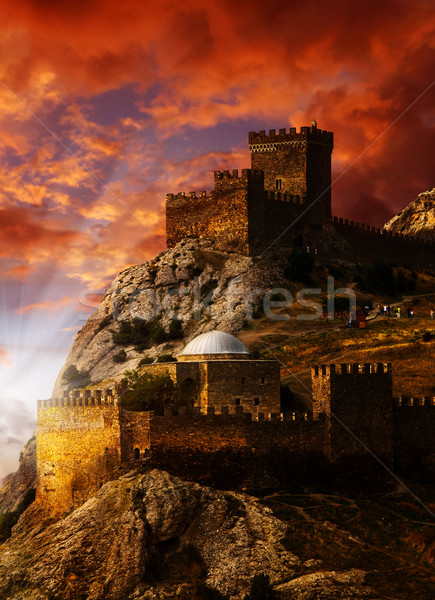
left=120, top=370, right=179, bottom=413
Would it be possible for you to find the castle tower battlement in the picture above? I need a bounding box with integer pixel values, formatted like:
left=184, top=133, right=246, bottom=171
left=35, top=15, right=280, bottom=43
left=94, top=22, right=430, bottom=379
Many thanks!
left=311, top=362, right=394, bottom=463
left=165, top=123, right=433, bottom=264
left=248, top=125, right=333, bottom=150
left=250, top=123, right=333, bottom=220
left=312, top=363, right=392, bottom=378
left=213, top=168, right=264, bottom=182
left=37, top=388, right=119, bottom=409
left=394, top=396, right=435, bottom=408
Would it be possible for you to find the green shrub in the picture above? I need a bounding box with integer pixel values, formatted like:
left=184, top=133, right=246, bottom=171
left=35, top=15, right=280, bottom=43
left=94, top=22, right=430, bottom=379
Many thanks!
left=150, top=322, right=167, bottom=344
left=113, top=349, right=127, bottom=363
left=157, top=353, right=176, bottom=363
left=61, top=364, right=91, bottom=390
left=120, top=370, right=179, bottom=413
left=138, top=357, right=154, bottom=366
left=113, top=317, right=183, bottom=350
left=167, top=318, right=184, bottom=341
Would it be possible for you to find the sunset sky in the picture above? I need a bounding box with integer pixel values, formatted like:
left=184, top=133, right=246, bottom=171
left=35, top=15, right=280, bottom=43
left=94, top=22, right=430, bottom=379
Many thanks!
left=0, top=0, right=434, bottom=477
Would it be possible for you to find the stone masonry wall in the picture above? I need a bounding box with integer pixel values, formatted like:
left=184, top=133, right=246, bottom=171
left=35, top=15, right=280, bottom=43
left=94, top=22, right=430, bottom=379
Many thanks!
left=146, top=412, right=326, bottom=489
left=36, top=391, right=121, bottom=514
left=393, top=397, right=435, bottom=474
left=331, top=218, right=434, bottom=269
left=205, top=360, right=281, bottom=415
left=166, top=169, right=257, bottom=254
left=311, top=363, right=394, bottom=465
left=144, top=359, right=281, bottom=415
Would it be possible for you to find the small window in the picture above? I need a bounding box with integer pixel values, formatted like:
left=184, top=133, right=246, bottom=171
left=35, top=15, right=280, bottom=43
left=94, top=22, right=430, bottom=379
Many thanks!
left=260, top=377, right=265, bottom=384
left=134, top=448, right=140, bottom=460
left=276, top=179, right=282, bottom=190
left=235, top=398, right=241, bottom=406
left=241, top=377, right=246, bottom=384
left=254, top=398, right=260, bottom=406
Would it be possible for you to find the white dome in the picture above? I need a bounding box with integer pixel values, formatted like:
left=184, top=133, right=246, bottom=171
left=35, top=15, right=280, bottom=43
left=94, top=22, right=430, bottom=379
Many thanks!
left=180, top=330, right=249, bottom=356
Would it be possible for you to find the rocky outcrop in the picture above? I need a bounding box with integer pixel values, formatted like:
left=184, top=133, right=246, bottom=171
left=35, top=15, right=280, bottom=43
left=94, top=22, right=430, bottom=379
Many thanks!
left=52, top=239, right=286, bottom=397
left=0, top=470, right=297, bottom=599
left=0, top=437, right=36, bottom=515
left=384, top=188, right=435, bottom=241
left=0, top=470, right=380, bottom=600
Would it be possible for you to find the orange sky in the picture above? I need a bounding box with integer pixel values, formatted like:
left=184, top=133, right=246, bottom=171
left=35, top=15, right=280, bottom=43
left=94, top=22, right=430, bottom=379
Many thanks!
left=0, top=0, right=434, bottom=476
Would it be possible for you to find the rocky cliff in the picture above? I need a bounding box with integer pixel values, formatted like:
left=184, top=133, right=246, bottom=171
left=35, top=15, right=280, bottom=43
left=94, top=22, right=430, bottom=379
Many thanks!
left=0, top=438, right=36, bottom=515
left=52, top=239, right=286, bottom=397
left=0, top=469, right=381, bottom=600
left=384, top=188, right=435, bottom=241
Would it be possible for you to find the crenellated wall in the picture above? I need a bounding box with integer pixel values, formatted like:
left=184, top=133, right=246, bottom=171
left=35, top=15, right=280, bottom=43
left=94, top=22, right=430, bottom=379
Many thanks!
left=146, top=409, right=325, bottom=489
left=393, top=396, right=435, bottom=474
left=331, top=217, right=434, bottom=267
left=311, top=363, right=394, bottom=464
left=36, top=388, right=122, bottom=514
left=36, top=363, right=435, bottom=511
left=165, top=125, right=433, bottom=265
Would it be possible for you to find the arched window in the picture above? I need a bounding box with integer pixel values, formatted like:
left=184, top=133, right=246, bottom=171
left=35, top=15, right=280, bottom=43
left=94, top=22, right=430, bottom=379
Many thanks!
left=134, top=448, right=140, bottom=460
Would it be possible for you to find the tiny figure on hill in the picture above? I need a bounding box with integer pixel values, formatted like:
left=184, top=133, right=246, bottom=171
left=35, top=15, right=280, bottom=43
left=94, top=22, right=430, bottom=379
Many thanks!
left=396, top=307, right=401, bottom=318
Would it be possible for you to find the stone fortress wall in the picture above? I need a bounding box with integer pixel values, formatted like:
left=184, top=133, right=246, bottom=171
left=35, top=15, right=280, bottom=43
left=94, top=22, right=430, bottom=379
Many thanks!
left=36, top=363, right=435, bottom=513
left=166, top=125, right=433, bottom=266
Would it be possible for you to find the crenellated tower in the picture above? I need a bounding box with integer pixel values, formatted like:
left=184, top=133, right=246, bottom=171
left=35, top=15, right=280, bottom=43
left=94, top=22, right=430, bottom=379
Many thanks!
left=249, top=124, right=334, bottom=219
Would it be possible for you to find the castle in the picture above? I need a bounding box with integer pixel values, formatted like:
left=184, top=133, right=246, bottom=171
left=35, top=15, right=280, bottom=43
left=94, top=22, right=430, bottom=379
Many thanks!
left=35, top=124, right=434, bottom=514
left=36, top=331, right=435, bottom=514
left=166, top=124, right=433, bottom=267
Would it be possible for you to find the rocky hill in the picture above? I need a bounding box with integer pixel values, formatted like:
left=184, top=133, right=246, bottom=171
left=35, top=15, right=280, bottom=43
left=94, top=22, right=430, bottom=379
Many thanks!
left=52, top=239, right=285, bottom=397
left=0, top=469, right=341, bottom=600
left=384, top=188, right=435, bottom=241
left=0, top=438, right=36, bottom=515
left=1, top=469, right=433, bottom=599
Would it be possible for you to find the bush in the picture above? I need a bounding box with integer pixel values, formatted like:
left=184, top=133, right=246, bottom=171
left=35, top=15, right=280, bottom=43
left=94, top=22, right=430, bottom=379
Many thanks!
left=61, top=364, right=91, bottom=390
left=168, top=318, right=183, bottom=340
left=157, top=354, right=176, bottom=363
left=113, top=349, right=127, bottom=363
left=120, top=370, right=179, bottom=413
left=113, top=318, right=151, bottom=348
left=138, top=357, right=154, bottom=366
left=150, top=322, right=167, bottom=345
left=113, top=317, right=183, bottom=350
left=243, top=574, right=276, bottom=600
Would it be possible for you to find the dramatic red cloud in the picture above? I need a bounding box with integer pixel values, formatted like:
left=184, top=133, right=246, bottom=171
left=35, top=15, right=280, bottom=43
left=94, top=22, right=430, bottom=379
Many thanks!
left=0, top=1, right=433, bottom=291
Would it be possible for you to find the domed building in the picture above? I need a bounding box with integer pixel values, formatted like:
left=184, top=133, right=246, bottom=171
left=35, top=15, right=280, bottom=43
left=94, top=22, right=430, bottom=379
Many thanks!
left=178, top=330, right=251, bottom=361
left=147, top=330, right=281, bottom=415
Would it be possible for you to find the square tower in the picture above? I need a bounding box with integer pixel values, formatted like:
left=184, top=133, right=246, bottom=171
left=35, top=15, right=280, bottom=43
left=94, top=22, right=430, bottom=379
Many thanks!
left=249, top=124, right=334, bottom=219
left=311, top=363, right=394, bottom=465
